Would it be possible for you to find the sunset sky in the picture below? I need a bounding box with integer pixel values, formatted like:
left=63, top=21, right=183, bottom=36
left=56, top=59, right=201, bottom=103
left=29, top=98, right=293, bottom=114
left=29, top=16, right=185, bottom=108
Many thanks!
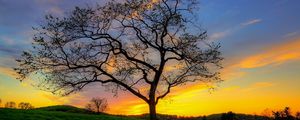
left=1, top=0, right=300, bottom=116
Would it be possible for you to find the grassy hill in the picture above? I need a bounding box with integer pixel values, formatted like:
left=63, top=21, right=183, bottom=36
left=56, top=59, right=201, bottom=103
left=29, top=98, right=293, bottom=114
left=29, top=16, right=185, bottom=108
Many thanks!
left=0, top=105, right=272, bottom=120
left=0, top=105, right=142, bottom=120
left=36, top=105, right=91, bottom=114
left=135, top=113, right=270, bottom=120
left=202, top=113, right=270, bottom=120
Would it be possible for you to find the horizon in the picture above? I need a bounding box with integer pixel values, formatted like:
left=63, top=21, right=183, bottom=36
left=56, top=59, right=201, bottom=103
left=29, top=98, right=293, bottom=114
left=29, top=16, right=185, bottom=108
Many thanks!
left=0, top=0, right=300, bottom=117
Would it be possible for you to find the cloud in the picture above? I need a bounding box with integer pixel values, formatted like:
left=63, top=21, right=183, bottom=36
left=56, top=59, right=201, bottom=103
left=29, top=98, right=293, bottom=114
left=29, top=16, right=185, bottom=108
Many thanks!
left=222, top=86, right=241, bottom=92
left=209, top=30, right=231, bottom=40
left=214, top=31, right=299, bottom=83
left=221, top=64, right=246, bottom=81
left=218, top=34, right=299, bottom=81
left=241, top=19, right=262, bottom=26
left=239, top=37, right=300, bottom=68
left=0, top=66, right=16, bottom=78
left=284, top=31, right=300, bottom=38
left=251, top=82, right=274, bottom=88
left=240, top=82, right=276, bottom=93
left=46, top=6, right=64, bottom=16
left=219, top=82, right=275, bottom=94
left=0, top=47, right=17, bottom=54
left=34, top=0, right=60, bottom=5
left=1, top=36, right=15, bottom=45
left=209, top=18, right=262, bottom=40
left=38, top=92, right=83, bottom=105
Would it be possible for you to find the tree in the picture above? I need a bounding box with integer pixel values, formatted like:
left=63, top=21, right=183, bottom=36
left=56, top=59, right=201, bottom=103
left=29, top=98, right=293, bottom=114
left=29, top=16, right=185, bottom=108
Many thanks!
left=261, top=108, right=273, bottom=117
left=295, top=112, right=300, bottom=120
left=282, top=107, right=294, bottom=120
left=85, top=97, right=108, bottom=113
left=18, top=102, right=34, bottom=110
left=272, top=107, right=294, bottom=120
left=202, top=115, right=207, bottom=120
left=5, top=101, right=16, bottom=108
left=15, top=0, right=222, bottom=119
left=0, top=98, right=2, bottom=107
left=221, top=111, right=236, bottom=120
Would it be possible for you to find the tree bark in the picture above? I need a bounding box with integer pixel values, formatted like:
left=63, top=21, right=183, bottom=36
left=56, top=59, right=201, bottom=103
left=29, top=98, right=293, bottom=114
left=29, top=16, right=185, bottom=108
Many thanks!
left=148, top=100, right=157, bottom=120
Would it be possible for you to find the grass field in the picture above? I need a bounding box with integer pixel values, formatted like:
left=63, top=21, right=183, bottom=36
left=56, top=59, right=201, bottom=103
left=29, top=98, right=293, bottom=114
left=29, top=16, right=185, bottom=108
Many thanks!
left=0, top=106, right=142, bottom=120
left=0, top=105, right=272, bottom=120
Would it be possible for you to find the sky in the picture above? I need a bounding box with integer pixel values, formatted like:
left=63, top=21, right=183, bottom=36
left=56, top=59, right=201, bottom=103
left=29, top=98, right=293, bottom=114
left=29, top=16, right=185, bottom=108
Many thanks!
left=1, top=0, right=300, bottom=116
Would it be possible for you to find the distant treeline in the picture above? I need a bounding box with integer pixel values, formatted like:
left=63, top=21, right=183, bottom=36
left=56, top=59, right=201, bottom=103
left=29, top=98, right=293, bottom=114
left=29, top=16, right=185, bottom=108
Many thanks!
left=130, top=107, right=300, bottom=120
left=0, top=98, right=34, bottom=109
left=0, top=97, right=108, bottom=113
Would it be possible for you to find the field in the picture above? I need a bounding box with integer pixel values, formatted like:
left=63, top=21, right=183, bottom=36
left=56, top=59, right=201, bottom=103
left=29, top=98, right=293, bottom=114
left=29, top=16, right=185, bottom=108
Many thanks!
left=0, top=105, right=142, bottom=120
left=0, top=105, right=272, bottom=120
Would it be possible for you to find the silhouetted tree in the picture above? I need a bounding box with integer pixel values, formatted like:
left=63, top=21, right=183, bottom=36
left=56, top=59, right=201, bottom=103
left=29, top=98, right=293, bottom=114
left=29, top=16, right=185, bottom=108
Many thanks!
left=18, top=102, right=34, bottom=110
left=295, top=112, right=300, bottom=120
left=85, top=97, right=108, bottom=113
left=5, top=101, right=16, bottom=108
left=261, top=108, right=273, bottom=117
left=202, top=115, right=207, bottom=120
left=0, top=98, right=2, bottom=107
left=272, top=111, right=282, bottom=120
left=221, top=111, right=236, bottom=120
left=272, top=107, right=294, bottom=120
left=15, top=0, right=222, bottom=119
left=283, top=107, right=294, bottom=120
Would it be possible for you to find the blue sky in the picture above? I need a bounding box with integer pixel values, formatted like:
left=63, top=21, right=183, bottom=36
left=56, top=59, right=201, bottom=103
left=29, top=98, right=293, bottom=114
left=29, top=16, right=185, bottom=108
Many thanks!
left=1, top=0, right=299, bottom=62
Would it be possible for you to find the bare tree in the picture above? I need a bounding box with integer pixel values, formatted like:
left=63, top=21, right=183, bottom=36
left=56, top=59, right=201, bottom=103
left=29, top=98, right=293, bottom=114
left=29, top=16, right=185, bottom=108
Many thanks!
left=261, top=108, right=273, bottom=117
left=296, top=112, right=300, bottom=120
left=85, top=97, right=108, bottom=113
left=18, top=102, right=34, bottom=110
left=5, top=101, right=16, bottom=109
left=272, top=107, right=294, bottom=120
left=15, top=0, right=222, bottom=119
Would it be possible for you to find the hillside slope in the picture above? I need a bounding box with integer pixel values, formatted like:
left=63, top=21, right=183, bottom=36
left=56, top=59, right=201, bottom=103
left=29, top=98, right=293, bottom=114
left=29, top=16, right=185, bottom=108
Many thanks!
left=0, top=105, right=271, bottom=120
left=0, top=106, right=142, bottom=120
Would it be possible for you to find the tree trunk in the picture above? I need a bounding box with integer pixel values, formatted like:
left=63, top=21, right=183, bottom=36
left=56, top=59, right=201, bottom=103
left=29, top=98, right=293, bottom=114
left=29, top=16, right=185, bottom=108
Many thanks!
left=148, top=100, right=157, bottom=120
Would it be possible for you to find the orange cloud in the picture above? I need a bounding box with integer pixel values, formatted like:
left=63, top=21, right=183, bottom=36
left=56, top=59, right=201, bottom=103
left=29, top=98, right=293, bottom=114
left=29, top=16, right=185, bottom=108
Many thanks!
left=220, top=64, right=246, bottom=81
left=38, top=92, right=83, bottom=105
left=105, top=37, right=300, bottom=116
left=251, top=82, right=274, bottom=88
left=239, top=38, right=300, bottom=68
left=0, top=66, right=16, bottom=78
left=240, top=82, right=275, bottom=93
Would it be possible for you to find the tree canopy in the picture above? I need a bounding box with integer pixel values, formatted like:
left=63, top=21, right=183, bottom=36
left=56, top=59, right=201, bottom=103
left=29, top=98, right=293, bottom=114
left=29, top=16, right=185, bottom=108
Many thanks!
left=15, top=0, right=222, bottom=119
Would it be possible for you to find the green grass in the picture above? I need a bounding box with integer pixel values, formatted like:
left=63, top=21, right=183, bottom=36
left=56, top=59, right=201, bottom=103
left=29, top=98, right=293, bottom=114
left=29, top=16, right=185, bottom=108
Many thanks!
left=0, top=105, right=271, bottom=120
left=36, top=105, right=91, bottom=114
left=0, top=106, right=143, bottom=120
